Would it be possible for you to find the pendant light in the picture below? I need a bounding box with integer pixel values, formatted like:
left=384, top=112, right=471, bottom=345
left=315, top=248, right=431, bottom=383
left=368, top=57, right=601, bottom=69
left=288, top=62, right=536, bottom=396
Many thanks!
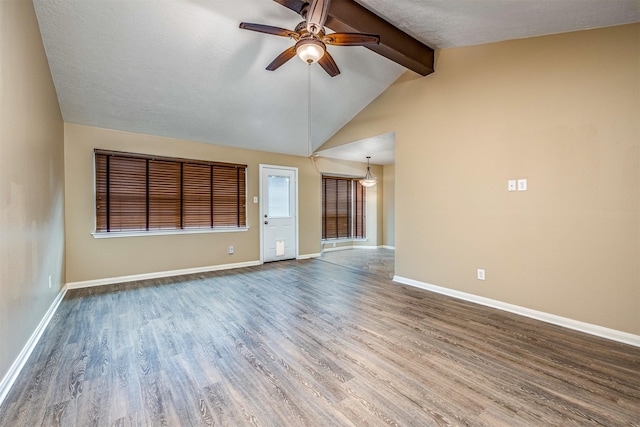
left=359, top=156, right=377, bottom=187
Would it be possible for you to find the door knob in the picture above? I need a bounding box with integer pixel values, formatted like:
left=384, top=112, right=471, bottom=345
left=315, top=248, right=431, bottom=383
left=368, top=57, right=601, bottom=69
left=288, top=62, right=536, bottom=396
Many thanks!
left=264, top=221, right=268, bottom=225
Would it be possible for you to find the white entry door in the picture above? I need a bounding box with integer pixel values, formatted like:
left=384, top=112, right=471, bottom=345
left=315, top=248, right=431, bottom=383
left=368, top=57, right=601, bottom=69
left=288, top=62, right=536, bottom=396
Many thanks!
left=260, top=165, right=297, bottom=262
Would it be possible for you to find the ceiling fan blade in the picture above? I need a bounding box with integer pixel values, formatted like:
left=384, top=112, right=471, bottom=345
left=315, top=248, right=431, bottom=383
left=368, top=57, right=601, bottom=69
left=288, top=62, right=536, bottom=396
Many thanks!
left=322, top=32, right=379, bottom=46
left=318, top=50, right=340, bottom=77
left=307, top=0, right=330, bottom=34
left=271, top=0, right=434, bottom=75
left=272, top=0, right=307, bottom=15
left=239, top=22, right=298, bottom=39
left=266, top=46, right=298, bottom=71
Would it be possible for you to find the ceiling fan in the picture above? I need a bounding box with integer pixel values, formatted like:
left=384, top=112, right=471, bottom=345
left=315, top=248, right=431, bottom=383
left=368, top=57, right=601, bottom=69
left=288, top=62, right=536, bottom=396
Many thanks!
left=239, top=0, right=380, bottom=77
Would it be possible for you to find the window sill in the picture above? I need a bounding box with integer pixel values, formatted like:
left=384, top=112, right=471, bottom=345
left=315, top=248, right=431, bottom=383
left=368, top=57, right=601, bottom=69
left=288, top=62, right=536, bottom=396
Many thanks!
left=92, top=227, right=249, bottom=239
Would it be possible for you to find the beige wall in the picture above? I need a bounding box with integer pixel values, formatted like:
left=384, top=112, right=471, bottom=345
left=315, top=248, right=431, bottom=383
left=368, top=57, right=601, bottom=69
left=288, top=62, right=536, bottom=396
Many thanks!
left=383, top=164, right=395, bottom=247
left=325, top=24, right=640, bottom=335
left=0, top=0, right=65, bottom=381
left=64, top=125, right=384, bottom=283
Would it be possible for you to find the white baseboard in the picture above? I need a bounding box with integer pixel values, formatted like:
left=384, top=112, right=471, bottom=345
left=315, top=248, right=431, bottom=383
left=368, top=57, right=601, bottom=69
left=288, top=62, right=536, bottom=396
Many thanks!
left=393, top=275, right=640, bottom=348
left=0, top=287, right=67, bottom=408
left=321, top=245, right=394, bottom=253
left=297, top=253, right=321, bottom=260
left=66, top=260, right=262, bottom=289
left=321, top=246, right=354, bottom=253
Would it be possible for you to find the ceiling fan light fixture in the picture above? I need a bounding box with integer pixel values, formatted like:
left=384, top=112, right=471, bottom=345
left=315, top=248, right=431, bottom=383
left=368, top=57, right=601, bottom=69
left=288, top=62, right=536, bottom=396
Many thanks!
left=359, top=156, right=378, bottom=187
left=296, top=39, right=325, bottom=64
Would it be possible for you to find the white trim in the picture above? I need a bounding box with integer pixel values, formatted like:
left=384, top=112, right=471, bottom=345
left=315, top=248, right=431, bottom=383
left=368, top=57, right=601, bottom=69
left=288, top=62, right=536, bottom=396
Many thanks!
left=393, top=275, right=640, bottom=348
left=322, top=238, right=368, bottom=244
left=259, top=164, right=299, bottom=263
left=380, top=245, right=395, bottom=250
left=0, top=287, right=67, bottom=407
left=321, top=244, right=394, bottom=253
left=321, top=246, right=354, bottom=253
left=297, top=253, right=321, bottom=260
left=66, top=261, right=261, bottom=289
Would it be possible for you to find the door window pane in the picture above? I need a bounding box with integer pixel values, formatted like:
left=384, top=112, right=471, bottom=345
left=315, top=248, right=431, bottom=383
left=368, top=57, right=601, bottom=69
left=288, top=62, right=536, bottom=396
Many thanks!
left=268, top=175, right=290, bottom=217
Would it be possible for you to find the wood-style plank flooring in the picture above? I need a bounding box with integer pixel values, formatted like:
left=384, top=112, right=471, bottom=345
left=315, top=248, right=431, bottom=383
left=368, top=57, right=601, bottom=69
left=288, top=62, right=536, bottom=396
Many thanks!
left=0, top=259, right=638, bottom=426
left=320, top=248, right=395, bottom=279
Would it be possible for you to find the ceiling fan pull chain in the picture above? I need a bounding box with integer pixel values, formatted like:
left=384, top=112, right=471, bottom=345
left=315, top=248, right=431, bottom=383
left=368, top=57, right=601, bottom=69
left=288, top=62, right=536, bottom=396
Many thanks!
left=307, top=63, right=312, bottom=157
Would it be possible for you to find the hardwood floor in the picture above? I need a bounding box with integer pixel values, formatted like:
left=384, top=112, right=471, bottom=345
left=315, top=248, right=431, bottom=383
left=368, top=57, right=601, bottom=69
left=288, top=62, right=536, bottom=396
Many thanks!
left=320, top=248, right=395, bottom=279
left=0, top=259, right=638, bottom=426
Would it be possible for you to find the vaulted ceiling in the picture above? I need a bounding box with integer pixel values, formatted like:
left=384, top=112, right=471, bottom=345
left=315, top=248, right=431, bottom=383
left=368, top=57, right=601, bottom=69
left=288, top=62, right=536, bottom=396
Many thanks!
left=33, top=0, right=639, bottom=159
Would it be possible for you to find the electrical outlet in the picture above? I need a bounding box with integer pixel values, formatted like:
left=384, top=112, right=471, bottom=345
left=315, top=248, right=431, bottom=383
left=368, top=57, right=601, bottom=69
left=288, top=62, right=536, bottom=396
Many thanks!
left=228, top=246, right=234, bottom=255
left=508, top=180, right=517, bottom=191
left=253, top=196, right=258, bottom=204
left=477, top=269, right=485, bottom=281
left=517, top=179, right=527, bottom=191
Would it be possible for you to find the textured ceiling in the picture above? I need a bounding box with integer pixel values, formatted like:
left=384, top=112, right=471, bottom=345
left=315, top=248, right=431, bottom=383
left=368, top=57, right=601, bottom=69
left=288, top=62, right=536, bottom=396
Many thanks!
left=362, top=0, right=640, bottom=49
left=33, top=0, right=640, bottom=160
left=316, top=132, right=396, bottom=165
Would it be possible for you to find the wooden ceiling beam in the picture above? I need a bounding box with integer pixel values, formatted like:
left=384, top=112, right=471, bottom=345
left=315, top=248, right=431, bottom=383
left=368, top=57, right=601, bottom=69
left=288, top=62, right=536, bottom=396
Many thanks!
left=325, top=0, right=434, bottom=76
left=273, top=0, right=435, bottom=76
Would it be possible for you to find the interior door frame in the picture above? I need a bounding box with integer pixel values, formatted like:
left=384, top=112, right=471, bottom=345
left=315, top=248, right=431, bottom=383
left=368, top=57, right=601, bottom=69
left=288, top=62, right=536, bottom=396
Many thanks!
left=259, top=164, right=299, bottom=263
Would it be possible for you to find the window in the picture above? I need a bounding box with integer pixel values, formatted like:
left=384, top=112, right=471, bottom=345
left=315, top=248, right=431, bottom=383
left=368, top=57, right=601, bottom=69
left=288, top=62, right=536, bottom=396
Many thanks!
left=95, top=149, right=246, bottom=233
left=322, top=176, right=366, bottom=240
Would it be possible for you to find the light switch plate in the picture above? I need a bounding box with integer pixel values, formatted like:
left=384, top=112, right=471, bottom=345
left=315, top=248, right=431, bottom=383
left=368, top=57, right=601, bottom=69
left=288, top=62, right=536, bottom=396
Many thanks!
left=477, top=269, right=485, bottom=280
left=517, top=179, right=527, bottom=191
left=253, top=196, right=258, bottom=203
left=508, top=180, right=517, bottom=191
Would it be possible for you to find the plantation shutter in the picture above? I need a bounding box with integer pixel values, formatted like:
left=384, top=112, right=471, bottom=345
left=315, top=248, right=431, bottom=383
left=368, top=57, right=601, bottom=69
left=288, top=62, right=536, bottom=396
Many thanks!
left=95, top=150, right=246, bottom=232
